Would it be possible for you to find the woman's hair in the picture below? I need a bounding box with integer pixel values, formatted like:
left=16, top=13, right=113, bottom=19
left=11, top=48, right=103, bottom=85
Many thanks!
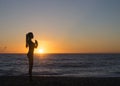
left=26, top=32, right=33, bottom=48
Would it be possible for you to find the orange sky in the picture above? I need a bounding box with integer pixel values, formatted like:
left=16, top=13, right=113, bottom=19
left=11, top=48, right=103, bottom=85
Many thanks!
left=1, top=36, right=120, bottom=54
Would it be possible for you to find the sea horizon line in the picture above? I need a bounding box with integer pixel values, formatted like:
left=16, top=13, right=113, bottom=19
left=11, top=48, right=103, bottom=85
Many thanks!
left=0, top=52, right=120, bottom=55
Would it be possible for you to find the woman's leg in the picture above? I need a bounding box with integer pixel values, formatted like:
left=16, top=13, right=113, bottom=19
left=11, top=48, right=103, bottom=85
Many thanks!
left=28, top=56, right=33, bottom=80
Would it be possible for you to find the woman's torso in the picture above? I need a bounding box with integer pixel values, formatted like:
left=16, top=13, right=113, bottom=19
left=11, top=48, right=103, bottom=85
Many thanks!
left=28, top=40, right=35, bottom=55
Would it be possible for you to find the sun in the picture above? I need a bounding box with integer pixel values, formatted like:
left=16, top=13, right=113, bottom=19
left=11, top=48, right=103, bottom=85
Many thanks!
left=38, top=48, right=44, bottom=53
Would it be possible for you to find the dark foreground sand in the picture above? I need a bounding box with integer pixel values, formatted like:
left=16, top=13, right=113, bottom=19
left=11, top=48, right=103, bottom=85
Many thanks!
left=0, top=76, right=120, bottom=86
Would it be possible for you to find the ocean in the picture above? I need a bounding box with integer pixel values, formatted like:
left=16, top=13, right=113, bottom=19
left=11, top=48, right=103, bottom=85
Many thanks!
left=0, top=54, right=120, bottom=77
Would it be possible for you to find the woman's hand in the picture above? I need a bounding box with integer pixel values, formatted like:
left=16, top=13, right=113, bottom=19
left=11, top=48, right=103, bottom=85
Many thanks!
left=35, top=40, right=38, bottom=44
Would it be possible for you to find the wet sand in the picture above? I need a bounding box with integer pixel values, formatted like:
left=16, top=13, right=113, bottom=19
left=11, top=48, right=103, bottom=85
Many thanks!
left=0, top=76, right=120, bottom=86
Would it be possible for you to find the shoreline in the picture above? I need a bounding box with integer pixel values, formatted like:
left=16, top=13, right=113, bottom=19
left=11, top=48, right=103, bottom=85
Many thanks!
left=0, top=76, right=120, bottom=86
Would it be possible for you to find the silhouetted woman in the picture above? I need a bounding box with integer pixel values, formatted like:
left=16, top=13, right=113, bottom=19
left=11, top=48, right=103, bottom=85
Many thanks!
left=26, top=32, right=38, bottom=80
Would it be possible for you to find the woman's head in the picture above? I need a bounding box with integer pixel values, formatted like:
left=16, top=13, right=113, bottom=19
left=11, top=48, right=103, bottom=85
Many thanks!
left=26, top=32, right=34, bottom=48
left=27, top=32, right=34, bottom=39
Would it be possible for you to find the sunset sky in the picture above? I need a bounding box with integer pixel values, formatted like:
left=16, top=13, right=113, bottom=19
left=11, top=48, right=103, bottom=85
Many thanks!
left=0, top=0, right=120, bottom=53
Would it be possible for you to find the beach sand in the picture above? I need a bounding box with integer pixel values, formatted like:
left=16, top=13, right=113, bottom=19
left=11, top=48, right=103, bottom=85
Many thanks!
left=0, top=76, right=120, bottom=86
